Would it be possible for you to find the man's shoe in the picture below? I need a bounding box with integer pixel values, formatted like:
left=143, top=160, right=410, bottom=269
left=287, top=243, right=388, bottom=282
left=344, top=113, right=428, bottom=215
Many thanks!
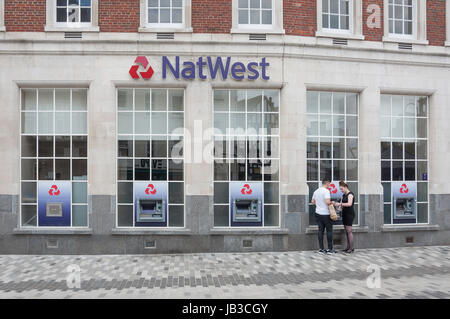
left=327, top=249, right=337, bottom=254
left=318, top=249, right=327, bottom=254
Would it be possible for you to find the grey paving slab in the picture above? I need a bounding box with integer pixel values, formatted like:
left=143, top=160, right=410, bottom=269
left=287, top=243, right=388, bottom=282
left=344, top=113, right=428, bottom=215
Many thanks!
left=0, top=246, right=449, bottom=298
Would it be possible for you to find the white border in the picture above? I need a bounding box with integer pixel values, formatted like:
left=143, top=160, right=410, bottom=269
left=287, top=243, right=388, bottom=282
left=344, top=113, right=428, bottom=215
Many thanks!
left=139, top=0, right=192, bottom=33
left=0, top=0, right=5, bottom=31
left=45, top=0, right=99, bottom=32
left=316, top=0, right=365, bottom=40
left=231, top=0, right=285, bottom=34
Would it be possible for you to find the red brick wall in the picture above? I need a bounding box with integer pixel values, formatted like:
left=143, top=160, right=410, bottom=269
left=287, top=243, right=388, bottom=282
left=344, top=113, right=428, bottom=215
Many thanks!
left=427, top=0, right=446, bottom=46
left=192, top=0, right=232, bottom=33
left=283, top=0, right=316, bottom=36
left=4, top=0, right=46, bottom=32
left=363, top=0, right=384, bottom=41
left=99, top=0, right=140, bottom=32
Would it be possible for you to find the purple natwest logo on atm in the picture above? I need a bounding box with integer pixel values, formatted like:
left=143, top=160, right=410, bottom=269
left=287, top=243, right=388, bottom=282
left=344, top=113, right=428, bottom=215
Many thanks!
left=130, top=56, right=270, bottom=81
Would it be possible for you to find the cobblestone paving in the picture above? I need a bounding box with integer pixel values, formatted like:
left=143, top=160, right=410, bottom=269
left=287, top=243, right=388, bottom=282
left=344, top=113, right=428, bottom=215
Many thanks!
left=0, top=246, right=449, bottom=298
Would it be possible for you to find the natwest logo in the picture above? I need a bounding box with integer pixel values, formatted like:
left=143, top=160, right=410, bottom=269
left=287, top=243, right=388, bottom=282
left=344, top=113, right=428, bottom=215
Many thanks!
left=329, top=183, right=338, bottom=194
left=145, top=184, right=157, bottom=195
left=241, top=184, right=253, bottom=195
left=48, top=185, right=60, bottom=196
left=400, top=183, right=409, bottom=194
left=129, top=56, right=154, bottom=80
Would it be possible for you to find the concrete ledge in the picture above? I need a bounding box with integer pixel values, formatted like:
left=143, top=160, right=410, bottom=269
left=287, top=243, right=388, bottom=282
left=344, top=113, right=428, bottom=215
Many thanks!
left=13, top=228, right=93, bottom=235
left=111, top=228, right=193, bottom=235
left=209, top=228, right=289, bottom=235
left=381, top=225, right=440, bottom=232
left=305, top=225, right=369, bottom=234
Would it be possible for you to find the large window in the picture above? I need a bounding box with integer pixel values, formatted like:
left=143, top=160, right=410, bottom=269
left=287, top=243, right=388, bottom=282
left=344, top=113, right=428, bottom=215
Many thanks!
left=388, top=0, right=415, bottom=36
left=56, top=0, right=92, bottom=25
left=322, top=0, right=352, bottom=32
left=147, top=0, right=184, bottom=26
left=380, top=94, right=428, bottom=224
left=213, top=89, right=280, bottom=227
left=20, top=88, right=88, bottom=227
left=306, top=91, right=359, bottom=225
left=116, top=88, right=185, bottom=228
left=238, top=0, right=273, bottom=27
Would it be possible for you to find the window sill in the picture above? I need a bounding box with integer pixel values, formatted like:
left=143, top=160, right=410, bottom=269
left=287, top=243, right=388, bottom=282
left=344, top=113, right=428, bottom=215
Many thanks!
left=382, top=36, right=429, bottom=45
left=138, top=27, right=193, bottom=33
left=315, top=31, right=365, bottom=40
left=111, top=228, right=192, bottom=235
left=13, top=228, right=93, bottom=235
left=230, top=28, right=285, bottom=35
left=381, top=224, right=440, bottom=232
left=209, top=228, right=289, bottom=235
left=44, top=26, right=100, bottom=33
left=306, top=225, right=369, bottom=234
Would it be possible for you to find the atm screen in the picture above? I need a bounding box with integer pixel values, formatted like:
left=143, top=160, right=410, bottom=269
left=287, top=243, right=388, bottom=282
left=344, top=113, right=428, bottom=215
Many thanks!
left=395, top=198, right=415, bottom=217
left=141, top=201, right=157, bottom=213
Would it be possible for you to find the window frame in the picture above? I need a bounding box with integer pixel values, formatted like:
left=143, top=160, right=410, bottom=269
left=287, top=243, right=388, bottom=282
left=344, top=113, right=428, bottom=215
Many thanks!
left=45, top=0, right=99, bottom=32
left=321, top=0, right=354, bottom=34
left=115, top=88, right=186, bottom=229
left=382, top=0, right=428, bottom=43
left=19, top=88, right=89, bottom=229
left=306, top=91, right=361, bottom=227
left=380, top=94, right=430, bottom=225
left=231, top=0, right=284, bottom=34
left=139, top=0, right=192, bottom=32
left=387, top=0, right=416, bottom=39
left=316, top=0, right=364, bottom=39
left=212, top=89, right=281, bottom=229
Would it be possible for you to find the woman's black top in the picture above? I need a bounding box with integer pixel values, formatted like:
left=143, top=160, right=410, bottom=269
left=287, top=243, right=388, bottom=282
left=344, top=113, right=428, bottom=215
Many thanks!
left=341, top=191, right=355, bottom=226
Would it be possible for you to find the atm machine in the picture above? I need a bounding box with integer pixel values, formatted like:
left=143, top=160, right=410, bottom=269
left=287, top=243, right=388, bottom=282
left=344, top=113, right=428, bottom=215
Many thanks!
left=38, top=181, right=71, bottom=227
left=134, top=182, right=167, bottom=227
left=230, top=182, right=263, bottom=226
left=392, top=182, right=417, bottom=224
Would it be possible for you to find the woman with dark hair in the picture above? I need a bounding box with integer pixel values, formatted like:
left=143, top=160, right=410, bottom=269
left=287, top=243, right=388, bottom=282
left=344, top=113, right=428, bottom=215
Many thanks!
left=335, top=181, right=355, bottom=253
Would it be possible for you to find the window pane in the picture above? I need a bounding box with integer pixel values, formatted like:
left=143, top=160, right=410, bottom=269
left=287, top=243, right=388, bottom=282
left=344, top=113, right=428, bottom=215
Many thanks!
left=307, top=91, right=319, bottom=113
left=247, top=113, right=262, bottom=134
left=21, top=205, right=37, bottom=227
left=404, top=96, right=415, bottom=116
left=346, top=116, right=358, bottom=136
left=39, top=136, right=53, bottom=157
left=38, top=89, right=53, bottom=111
left=169, top=89, right=184, bottom=111
left=417, top=203, right=428, bottom=223
left=307, top=139, right=319, bottom=158
left=264, top=90, right=279, bottom=112
left=382, top=182, right=391, bottom=203
left=118, top=159, right=133, bottom=180
left=250, top=9, right=260, bottom=24
left=118, top=205, right=133, bottom=227
left=392, top=117, right=403, bottom=138
left=247, top=90, right=262, bottom=112
left=152, top=137, right=167, bottom=157
left=322, top=14, right=329, bottom=28
left=135, top=138, right=150, bottom=157
left=264, top=205, right=279, bottom=226
left=417, top=140, right=427, bottom=160
left=405, top=161, right=415, bottom=180
left=416, top=97, right=427, bottom=117
left=169, top=206, right=184, bottom=227
left=404, top=142, right=415, bottom=159
left=230, top=90, right=246, bottom=112
left=57, top=8, right=67, bottom=22
left=72, top=89, right=87, bottom=111
left=152, top=159, right=167, bottom=180
left=118, top=136, right=133, bottom=157
left=346, top=160, right=358, bottom=180
left=261, top=10, right=272, bottom=24
left=263, top=159, right=279, bottom=181
left=214, top=90, right=229, bottom=112
left=319, top=115, right=332, bottom=136
left=307, top=160, right=318, bottom=181
left=21, top=112, right=37, bottom=134
left=392, top=141, right=403, bottom=159
left=381, top=161, right=391, bottom=181
left=404, top=118, right=415, bottom=138
left=333, top=93, right=345, bottom=114
left=214, top=205, right=229, bottom=227
left=264, top=114, right=278, bottom=135
left=320, top=160, right=332, bottom=180
left=333, top=138, right=345, bottom=159
left=247, top=160, right=262, bottom=181
left=381, top=95, right=391, bottom=115
left=320, top=139, right=332, bottom=158
left=152, top=112, right=167, bottom=134
left=38, top=159, right=53, bottom=180
left=169, top=159, right=183, bottom=181
left=22, top=89, right=37, bottom=111
left=320, top=92, right=332, bottom=113
left=21, top=136, right=36, bottom=157
left=333, top=160, right=345, bottom=181
left=417, top=182, right=428, bottom=202
left=392, top=161, right=403, bottom=180
left=118, top=89, right=133, bottom=111
left=417, top=118, right=427, bottom=138
left=160, top=9, right=170, bottom=23
left=118, top=182, right=133, bottom=204
left=72, top=136, right=87, bottom=157
left=330, top=14, right=339, bottom=28
left=135, top=159, right=150, bottom=180
left=22, top=159, right=37, bottom=180
left=346, top=138, right=358, bottom=159
left=118, top=112, right=133, bottom=134
left=230, top=160, right=246, bottom=180
left=72, top=112, right=87, bottom=134
left=149, top=9, right=158, bottom=23
left=380, top=117, right=391, bottom=138
left=72, top=159, right=87, bottom=180
left=172, top=9, right=182, bottom=23
left=238, top=9, right=248, bottom=24
left=169, top=136, right=183, bottom=158
left=72, top=182, right=88, bottom=203
left=135, top=89, right=150, bottom=111
left=55, top=112, right=70, bottom=134
left=168, top=112, right=184, bottom=133
left=333, top=115, right=345, bottom=136
left=72, top=205, right=88, bottom=227
left=169, top=182, right=184, bottom=204
left=307, top=114, right=319, bottom=136
left=21, top=182, right=37, bottom=203
left=417, top=161, right=427, bottom=181
left=55, top=89, right=70, bottom=110
left=392, top=96, right=403, bottom=116
left=135, top=112, right=150, bottom=134
left=214, top=182, right=228, bottom=204
left=381, top=141, right=391, bottom=159
left=38, top=112, right=53, bottom=134
left=55, top=136, right=70, bottom=157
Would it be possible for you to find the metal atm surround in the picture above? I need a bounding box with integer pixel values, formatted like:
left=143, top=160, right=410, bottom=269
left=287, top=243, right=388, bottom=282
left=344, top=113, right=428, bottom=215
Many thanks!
left=392, top=182, right=417, bottom=224
left=46, top=202, right=63, bottom=217
left=134, top=182, right=168, bottom=227
left=230, top=182, right=263, bottom=227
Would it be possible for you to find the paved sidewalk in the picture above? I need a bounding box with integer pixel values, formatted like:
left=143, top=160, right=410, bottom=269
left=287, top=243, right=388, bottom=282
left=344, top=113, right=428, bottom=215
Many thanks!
left=0, top=246, right=449, bottom=299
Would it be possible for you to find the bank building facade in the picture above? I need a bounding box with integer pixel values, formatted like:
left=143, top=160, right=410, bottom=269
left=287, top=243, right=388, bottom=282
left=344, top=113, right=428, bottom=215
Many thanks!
left=0, top=0, right=449, bottom=254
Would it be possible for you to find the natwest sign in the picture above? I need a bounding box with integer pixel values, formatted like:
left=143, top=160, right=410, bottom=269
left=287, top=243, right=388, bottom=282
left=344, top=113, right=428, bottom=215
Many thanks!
left=129, top=56, right=270, bottom=81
